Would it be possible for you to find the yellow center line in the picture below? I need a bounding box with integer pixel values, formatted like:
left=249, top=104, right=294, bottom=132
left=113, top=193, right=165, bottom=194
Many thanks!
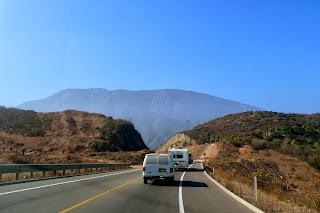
left=59, top=177, right=142, bottom=213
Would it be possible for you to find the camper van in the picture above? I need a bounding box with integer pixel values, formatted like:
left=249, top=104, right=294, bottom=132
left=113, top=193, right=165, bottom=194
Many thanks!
left=168, top=148, right=191, bottom=169
left=142, top=154, right=174, bottom=184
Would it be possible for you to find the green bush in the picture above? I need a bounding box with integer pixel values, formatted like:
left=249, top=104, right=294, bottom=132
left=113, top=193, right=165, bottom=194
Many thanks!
left=267, top=132, right=283, bottom=142
left=88, top=141, right=104, bottom=152
left=251, top=131, right=263, bottom=139
left=198, top=132, right=211, bottom=144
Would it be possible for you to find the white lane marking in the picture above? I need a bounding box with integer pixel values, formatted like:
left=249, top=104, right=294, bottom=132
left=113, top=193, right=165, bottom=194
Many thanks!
left=0, top=169, right=140, bottom=196
left=179, top=164, right=193, bottom=213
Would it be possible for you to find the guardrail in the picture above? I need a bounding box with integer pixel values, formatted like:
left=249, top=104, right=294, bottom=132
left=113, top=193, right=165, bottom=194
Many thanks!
left=0, top=163, right=130, bottom=182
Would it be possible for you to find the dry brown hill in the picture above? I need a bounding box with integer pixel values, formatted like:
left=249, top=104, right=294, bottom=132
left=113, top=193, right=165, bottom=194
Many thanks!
left=187, top=111, right=320, bottom=140
left=0, top=107, right=148, bottom=164
left=159, top=111, right=320, bottom=211
left=182, top=111, right=320, bottom=172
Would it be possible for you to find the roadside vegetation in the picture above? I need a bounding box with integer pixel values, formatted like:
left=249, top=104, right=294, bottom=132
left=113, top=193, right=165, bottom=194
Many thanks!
left=0, top=106, right=45, bottom=136
left=196, top=139, right=319, bottom=212
left=188, top=111, right=320, bottom=172
left=179, top=111, right=320, bottom=212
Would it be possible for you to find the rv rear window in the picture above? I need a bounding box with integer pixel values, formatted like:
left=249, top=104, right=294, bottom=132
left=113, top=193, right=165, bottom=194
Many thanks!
left=146, top=156, right=157, bottom=164
left=158, top=156, right=169, bottom=165
left=173, top=154, right=183, bottom=159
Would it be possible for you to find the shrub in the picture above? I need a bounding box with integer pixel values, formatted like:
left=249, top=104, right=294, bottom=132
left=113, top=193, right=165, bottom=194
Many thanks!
left=267, top=132, right=283, bottom=142
left=252, top=139, right=267, bottom=150
left=252, top=171, right=274, bottom=191
left=0, top=106, right=45, bottom=136
left=225, top=181, right=236, bottom=193
left=309, top=155, right=320, bottom=171
left=198, top=132, right=211, bottom=144
left=27, top=128, right=46, bottom=137
left=251, top=131, right=263, bottom=139
left=230, top=138, right=243, bottom=147
left=88, top=141, right=104, bottom=152
left=292, top=125, right=305, bottom=135
left=66, top=117, right=77, bottom=135
left=268, top=139, right=282, bottom=149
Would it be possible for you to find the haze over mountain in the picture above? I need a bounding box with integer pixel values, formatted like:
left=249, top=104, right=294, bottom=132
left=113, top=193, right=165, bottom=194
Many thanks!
left=18, top=89, right=261, bottom=148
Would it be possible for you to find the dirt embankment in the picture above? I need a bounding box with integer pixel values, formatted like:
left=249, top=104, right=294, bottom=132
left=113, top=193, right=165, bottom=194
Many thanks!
left=161, top=132, right=320, bottom=212
left=158, top=132, right=220, bottom=159
left=185, top=143, right=220, bottom=160
left=157, top=133, right=197, bottom=153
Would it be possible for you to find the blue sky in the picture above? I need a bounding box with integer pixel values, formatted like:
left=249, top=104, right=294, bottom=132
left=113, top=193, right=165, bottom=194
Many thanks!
left=0, top=0, right=319, bottom=114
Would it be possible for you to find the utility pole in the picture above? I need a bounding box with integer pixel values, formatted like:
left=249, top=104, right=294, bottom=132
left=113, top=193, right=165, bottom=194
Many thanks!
left=186, top=120, right=189, bottom=131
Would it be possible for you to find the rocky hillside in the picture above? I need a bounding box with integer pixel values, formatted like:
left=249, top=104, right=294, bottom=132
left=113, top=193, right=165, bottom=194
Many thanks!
left=160, top=111, right=320, bottom=211
left=182, top=111, right=320, bottom=171
left=0, top=107, right=148, bottom=164
left=17, top=88, right=261, bottom=148
left=187, top=111, right=320, bottom=139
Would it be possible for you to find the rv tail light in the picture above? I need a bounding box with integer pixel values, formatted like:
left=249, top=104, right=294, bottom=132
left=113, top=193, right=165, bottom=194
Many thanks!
left=143, top=167, right=145, bottom=172
left=170, top=168, right=173, bottom=173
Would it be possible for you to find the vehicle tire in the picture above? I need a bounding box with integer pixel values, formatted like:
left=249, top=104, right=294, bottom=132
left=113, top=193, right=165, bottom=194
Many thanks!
left=143, top=177, right=147, bottom=184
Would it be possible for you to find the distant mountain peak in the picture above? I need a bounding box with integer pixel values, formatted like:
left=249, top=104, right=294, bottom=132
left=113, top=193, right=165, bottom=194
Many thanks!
left=18, top=88, right=262, bottom=148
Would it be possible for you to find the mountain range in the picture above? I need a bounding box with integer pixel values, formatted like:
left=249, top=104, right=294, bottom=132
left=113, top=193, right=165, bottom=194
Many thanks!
left=18, top=89, right=261, bottom=148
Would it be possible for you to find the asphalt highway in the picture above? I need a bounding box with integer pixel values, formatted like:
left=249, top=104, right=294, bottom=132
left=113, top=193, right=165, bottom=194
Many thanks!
left=0, top=162, right=255, bottom=213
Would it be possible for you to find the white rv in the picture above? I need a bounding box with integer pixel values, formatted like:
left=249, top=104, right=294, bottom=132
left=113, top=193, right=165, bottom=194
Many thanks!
left=168, top=148, right=191, bottom=169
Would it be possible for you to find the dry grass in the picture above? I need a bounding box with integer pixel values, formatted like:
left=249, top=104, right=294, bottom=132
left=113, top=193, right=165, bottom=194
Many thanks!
left=206, top=167, right=316, bottom=213
left=188, top=139, right=320, bottom=213
left=237, top=146, right=320, bottom=210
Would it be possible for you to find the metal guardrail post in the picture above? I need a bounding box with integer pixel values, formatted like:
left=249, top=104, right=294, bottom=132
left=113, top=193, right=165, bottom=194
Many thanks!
left=54, top=171, right=56, bottom=176
left=16, top=173, right=19, bottom=180
left=0, top=173, right=2, bottom=182
left=31, top=172, right=34, bottom=178
left=43, top=171, right=46, bottom=177
left=63, top=170, right=65, bottom=175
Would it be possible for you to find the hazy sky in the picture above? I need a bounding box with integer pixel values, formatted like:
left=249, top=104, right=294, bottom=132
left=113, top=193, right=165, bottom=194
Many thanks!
left=0, top=0, right=319, bottom=114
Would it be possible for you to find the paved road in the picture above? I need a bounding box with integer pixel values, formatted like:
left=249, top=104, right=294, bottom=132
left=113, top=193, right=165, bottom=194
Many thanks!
left=0, top=162, right=254, bottom=213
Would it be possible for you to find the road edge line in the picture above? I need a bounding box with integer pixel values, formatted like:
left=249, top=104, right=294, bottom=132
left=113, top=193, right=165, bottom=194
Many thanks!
left=203, top=168, right=264, bottom=213
left=179, top=172, right=186, bottom=213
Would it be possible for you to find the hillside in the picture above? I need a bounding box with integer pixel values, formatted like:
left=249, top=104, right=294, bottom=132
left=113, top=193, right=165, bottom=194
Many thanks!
left=160, top=111, right=320, bottom=211
left=0, top=107, right=148, bottom=164
left=17, top=88, right=261, bottom=148
left=184, top=111, right=320, bottom=171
